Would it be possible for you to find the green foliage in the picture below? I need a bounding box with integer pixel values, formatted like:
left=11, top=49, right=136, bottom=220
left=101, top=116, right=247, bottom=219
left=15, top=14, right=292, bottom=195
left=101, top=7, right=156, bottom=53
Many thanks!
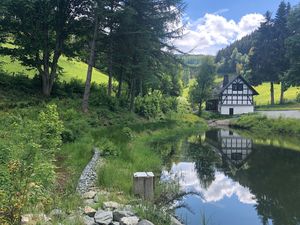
left=286, top=3, right=300, bottom=86
left=232, top=114, right=300, bottom=136
left=135, top=90, right=178, bottom=118
left=0, top=104, right=64, bottom=224
left=96, top=138, right=119, bottom=156
left=135, top=202, right=172, bottom=225
left=189, top=57, right=216, bottom=114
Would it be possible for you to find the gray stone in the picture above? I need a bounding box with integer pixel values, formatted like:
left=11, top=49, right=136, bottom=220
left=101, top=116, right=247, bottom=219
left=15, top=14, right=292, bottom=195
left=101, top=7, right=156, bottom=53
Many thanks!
left=50, top=209, right=65, bottom=219
left=137, top=220, right=154, bottom=225
left=84, top=206, right=97, bottom=217
left=111, top=222, right=120, bottom=225
left=113, top=210, right=135, bottom=222
left=103, top=201, right=122, bottom=210
left=94, top=210, right=113, bottom=225
left=83, top=191, right=97, bottom=199
left=171, top=216, right=183, bottom=225
left=21, top=214, right=50, bottom=224
left=120, top=216, right=139, bottom=225
left=83, top=215, right=97, bottom=225
left=77, top=149, right=101, bottom=195
left=84, top=199, right=95, bottom=206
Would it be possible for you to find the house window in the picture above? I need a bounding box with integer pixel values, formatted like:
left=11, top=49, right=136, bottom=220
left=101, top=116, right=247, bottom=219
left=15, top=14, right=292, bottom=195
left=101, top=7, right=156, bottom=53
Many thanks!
left=232, top=84, right=243, bottom=91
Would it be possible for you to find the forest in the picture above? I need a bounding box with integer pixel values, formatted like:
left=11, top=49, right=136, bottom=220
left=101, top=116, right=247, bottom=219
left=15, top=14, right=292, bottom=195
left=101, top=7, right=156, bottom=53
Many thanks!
left=216, top=1, right=300, bottom=105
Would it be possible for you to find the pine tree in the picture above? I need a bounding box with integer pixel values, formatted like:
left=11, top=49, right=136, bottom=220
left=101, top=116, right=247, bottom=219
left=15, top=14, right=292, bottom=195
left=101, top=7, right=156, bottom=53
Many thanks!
left=273, top=1, right=291, bottom=104
left=286, top=3, right=300, bottom=86
left=249, top=11, right=278, bottom=105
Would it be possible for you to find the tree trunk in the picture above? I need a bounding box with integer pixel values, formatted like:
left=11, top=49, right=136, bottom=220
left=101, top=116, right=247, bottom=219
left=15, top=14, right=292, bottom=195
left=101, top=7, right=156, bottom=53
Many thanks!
left=198, top=100, right=202, bottom=115
left=280, top=82, right=284, bottom=104
left=82, top=15, right=99, bottom=113
left=117, top=68, right=123, bottom=98
left=41, top=72, right=51, bottom=96
left=130, top=78, right=135, bottom=112
left=107, top=0, right=114, bottom=96
left=270, top=82, right=275, bottom=105
left=107, top=38, right=113, bottom=96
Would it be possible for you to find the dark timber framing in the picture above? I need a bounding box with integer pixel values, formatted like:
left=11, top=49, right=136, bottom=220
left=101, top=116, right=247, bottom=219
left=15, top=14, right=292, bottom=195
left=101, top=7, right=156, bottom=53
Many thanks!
left=219, top=75, right=258, bottom=107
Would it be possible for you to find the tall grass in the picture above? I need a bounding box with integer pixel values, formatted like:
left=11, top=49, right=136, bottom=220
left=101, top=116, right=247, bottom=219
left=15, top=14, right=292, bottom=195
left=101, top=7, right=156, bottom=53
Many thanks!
left=97, top=118, right=206, bottom=194
left=231, top=114, right=300, bottom=136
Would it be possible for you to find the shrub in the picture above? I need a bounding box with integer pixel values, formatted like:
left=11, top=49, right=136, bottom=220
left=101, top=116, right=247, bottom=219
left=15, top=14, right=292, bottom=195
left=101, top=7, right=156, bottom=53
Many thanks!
left=89, top=84, right=120, bottom=111
left=96, top=138, right=119, bottom=156
left=0, top=104, right=64, bottom=224
left=122, top=127, right=135, bottom=140
left=135, top=90, right=178, bottom=118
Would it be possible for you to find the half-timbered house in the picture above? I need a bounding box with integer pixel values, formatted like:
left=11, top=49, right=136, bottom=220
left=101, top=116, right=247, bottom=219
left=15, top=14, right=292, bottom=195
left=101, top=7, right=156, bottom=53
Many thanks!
left=206, top=75, right=259, bottom=115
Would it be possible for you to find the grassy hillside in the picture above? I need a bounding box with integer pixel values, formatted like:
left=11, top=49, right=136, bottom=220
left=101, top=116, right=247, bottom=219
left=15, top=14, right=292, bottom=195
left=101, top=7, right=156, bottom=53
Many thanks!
left=0, top=54, right=108, bottom=84
left=254, top=82, right=299, bottom=105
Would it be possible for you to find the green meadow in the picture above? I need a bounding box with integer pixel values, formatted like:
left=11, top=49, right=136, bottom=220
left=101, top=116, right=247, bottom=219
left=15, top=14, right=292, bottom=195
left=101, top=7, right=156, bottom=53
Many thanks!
left=0, top=54, right=108, bottom=84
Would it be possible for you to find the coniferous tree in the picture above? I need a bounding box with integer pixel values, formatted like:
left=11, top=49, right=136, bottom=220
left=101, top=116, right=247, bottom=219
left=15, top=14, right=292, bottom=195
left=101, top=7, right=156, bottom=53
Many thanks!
left=286, top=3, right=300, bottom=86
left=273, top=1, right=291, bottom=104
left=249, top=11, right=278, bottom=105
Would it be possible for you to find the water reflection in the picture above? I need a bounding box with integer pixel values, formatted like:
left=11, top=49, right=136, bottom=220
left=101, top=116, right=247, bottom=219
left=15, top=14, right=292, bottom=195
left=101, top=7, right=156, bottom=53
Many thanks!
left=159, top=128, right=300, bottom=225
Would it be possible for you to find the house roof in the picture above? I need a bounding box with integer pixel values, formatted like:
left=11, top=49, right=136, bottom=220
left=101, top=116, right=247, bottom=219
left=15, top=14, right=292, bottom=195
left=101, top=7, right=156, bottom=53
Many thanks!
left=219, top=75, right=259, bottom=96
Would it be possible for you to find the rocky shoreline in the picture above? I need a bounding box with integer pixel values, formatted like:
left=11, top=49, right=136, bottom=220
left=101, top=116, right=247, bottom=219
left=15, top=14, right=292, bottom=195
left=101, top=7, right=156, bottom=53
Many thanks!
left=21, top=148, right=184, bottom=225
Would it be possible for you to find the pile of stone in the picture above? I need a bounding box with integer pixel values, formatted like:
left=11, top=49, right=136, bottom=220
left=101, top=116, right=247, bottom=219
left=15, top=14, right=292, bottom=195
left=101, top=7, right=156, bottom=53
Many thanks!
left=82, top=191, right=153, bottom=225
left=76, top=148, right=101, bottom=195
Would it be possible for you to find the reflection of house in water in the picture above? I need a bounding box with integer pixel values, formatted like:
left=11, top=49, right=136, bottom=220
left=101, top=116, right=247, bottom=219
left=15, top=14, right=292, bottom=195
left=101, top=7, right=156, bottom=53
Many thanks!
left=205, top=129, right=253, bottom=168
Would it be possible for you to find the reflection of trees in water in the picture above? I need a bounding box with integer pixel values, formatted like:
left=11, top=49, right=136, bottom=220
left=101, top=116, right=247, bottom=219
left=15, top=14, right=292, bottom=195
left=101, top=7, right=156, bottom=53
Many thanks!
left=228, top=145, right=300, bottom=225
left=187, top=138, right=222, bottom=189
left=150, top=136, right=186, bottom=171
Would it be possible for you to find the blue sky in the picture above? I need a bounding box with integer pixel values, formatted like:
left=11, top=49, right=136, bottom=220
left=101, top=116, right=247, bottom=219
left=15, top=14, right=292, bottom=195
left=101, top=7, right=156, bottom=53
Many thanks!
left=173, top=0, right=299, bottom=55
left=185, top=0, right=299, bottom=22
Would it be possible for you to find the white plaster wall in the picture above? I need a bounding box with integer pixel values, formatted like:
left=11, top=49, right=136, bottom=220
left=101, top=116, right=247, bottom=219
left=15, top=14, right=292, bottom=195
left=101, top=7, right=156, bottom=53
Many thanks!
left=219, top=105, right=254, bottom=115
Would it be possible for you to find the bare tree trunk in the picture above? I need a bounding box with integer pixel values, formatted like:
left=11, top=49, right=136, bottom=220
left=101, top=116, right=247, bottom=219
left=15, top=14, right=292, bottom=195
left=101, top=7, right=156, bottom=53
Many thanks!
left=117, top=68, right=123, bottom=98
left=108, top=38, right=113, bottom=96
left=198, top=100, right=202, bottom=115
left=82, top=15, right=99, bottom=113
left=107, top=0, right=114, bottom=96
left=41, top=72, right=51, bottom=96
left=280, top=82, right=284, bottom=104
left=270, top=82, right=275, bottom=105
left=130, top=78, right=135, bottom=112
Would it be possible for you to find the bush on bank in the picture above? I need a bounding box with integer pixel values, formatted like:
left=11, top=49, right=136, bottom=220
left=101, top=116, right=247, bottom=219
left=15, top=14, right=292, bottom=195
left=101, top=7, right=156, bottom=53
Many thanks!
left=231, top=114, right=300, bottom=136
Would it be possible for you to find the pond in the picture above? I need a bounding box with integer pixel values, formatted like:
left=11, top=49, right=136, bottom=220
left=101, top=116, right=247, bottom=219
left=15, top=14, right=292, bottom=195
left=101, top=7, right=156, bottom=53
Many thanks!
left=154, top=128, right=300, bottom=225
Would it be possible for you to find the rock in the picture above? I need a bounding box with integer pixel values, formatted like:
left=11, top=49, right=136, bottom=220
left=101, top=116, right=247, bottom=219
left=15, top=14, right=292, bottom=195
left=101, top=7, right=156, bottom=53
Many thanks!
left=84, top=198, right=95, bottom=206
left=171, top=216, right=183, bottom=225
left=21, top=214, right=50, bottom=224
left=94, top=210, right=113, bottom=225
left=83, top=215, right=97, bottom=225
left=113, top=210, right=135, bottom=222
left=111, top=222, right=120, bottom=225
left=84, top=206, right=97, bottom=217
left=120, top=216, right=139, bottom=225
left=103, top=201, right=122, bottom=210
left=83, top=191, right=97, bottom=199
left=49, top=209, right=64, bottom=219
left=137, top=220, right=154, bottom=225
left=93, top=193, right=101, bottom=203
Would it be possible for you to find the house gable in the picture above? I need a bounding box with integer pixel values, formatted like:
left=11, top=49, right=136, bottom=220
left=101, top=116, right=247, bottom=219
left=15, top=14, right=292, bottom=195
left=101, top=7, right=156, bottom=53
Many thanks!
left=219, top=75, right=258, bottom=106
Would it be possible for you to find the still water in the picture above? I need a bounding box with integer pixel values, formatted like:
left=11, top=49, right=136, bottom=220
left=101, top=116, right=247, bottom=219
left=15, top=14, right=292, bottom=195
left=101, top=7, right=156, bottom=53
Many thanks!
left=155, top=129, right=300, bottom=225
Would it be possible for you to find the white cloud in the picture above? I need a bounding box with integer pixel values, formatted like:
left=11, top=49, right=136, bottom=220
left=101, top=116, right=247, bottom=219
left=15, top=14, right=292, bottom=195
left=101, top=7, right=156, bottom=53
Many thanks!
left=172, top=13, right=265, bottom=55
left=161, top=162, right=256, bottom=205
